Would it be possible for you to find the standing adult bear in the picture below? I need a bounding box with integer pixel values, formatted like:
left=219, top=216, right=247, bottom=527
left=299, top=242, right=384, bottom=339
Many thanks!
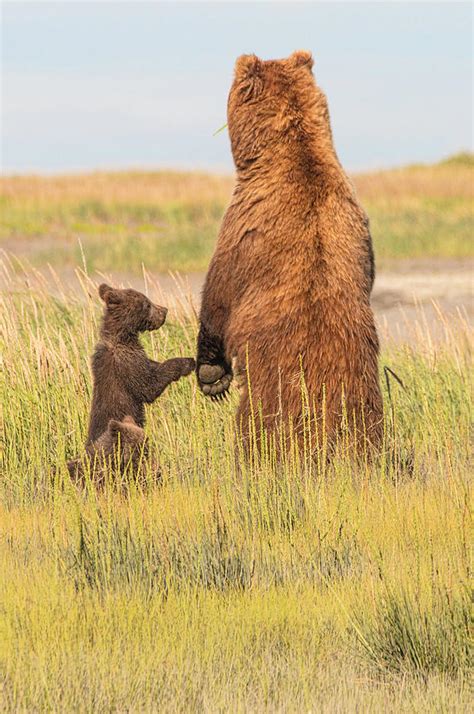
left=197, top=51, right=383, bottom=456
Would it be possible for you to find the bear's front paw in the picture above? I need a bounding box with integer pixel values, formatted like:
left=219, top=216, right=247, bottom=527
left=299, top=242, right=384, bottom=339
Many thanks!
left=197, top=363, right=233, bottom=400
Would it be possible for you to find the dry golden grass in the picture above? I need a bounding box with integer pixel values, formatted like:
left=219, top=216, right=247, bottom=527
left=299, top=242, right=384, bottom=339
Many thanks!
left=1, top=156, right=472, bottom=273
left=354, top=164, right=473, bottom=200
left=1, top=161, right=471, bottom=202
left=0, top=169, right=234, bottom=205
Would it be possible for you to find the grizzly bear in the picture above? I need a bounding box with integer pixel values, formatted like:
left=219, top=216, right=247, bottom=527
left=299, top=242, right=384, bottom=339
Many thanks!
left=68, top=284, right=195, bottom=483
left=197, top=51, right=383, bottom=455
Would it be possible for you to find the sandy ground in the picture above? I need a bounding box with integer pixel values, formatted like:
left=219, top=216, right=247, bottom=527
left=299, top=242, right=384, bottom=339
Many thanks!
left=371, top=259, right=472, bottom=343
left=1, top=256, right=472, bottom=345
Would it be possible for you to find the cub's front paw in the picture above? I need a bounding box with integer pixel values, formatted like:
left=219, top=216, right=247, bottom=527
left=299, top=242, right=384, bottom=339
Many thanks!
left=197, top=363, right=233, bottom=400
left=180, top=357, right=196, bottom=377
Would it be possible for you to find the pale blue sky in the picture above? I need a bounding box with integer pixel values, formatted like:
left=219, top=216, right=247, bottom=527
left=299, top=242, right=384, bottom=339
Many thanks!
left=2, top=1, right=472, bottom=174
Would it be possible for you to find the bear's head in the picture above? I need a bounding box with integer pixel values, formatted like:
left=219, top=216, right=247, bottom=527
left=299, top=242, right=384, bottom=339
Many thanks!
left=227, top=50, right=327, bottom=170
left=98, top=284, right=167, bottom=336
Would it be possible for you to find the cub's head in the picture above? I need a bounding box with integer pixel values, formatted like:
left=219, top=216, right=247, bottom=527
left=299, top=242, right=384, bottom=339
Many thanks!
left=98, top=284, right=167, bottom=335
left=227, top=50, right=321, bottom=169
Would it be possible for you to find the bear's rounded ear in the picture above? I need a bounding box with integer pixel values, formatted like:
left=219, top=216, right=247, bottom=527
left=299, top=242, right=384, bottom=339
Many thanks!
left=235, top=54, right=262, bottom=78
left=290, top=50, right=314, bottom=72
left=98, top=283, right=122, bottom=305
left=108, top=418, right=137, bottom=439
left=234, top=54, right=263, bottom=99
left=108, top=420, right=122, bottom=439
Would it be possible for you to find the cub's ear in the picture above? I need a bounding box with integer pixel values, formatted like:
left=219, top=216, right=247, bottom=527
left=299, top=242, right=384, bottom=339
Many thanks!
left=98, top=283, right=122, bottom=305
left=108, top=419, right=132, bottom=440
left=290, top=50, right=314, bottom=72
left=108, top=418, right=139, bottom=438
left=234, top=54, right=263, bottom=98
left=108, top=420, right=122, bottom=439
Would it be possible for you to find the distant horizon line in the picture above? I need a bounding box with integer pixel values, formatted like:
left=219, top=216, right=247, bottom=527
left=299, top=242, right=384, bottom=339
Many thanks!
left=1, top=150, right=472, bottom=179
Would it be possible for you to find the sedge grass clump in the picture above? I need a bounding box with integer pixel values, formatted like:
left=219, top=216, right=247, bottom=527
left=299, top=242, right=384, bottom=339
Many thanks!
left=353, top=582, right=471, bottom=678
left=66, top=498, right=256, bottom=594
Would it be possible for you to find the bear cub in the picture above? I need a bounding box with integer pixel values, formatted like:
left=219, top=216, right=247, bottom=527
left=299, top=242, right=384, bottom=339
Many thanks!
left=68, top=284, right=195, bottom=485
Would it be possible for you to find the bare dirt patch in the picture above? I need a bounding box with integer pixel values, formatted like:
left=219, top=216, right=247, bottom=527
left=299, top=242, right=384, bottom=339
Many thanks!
left=1, top=256, right=472, bottom=345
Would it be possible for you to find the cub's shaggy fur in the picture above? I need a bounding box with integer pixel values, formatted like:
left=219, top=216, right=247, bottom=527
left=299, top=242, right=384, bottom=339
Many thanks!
left=68, top=284, right=195, bottom=483
left=197, top=51, right=383, bottom=454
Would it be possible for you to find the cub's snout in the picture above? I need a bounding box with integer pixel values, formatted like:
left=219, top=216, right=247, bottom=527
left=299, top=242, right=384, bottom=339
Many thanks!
left=149, top=303, right=168, bottom=330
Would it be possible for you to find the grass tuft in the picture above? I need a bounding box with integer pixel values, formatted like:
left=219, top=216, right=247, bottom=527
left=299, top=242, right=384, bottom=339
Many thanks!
left=353, top=583, right=471, bottom=678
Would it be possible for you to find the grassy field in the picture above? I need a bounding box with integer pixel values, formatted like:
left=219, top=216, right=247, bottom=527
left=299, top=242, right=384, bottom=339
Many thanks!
left=0, top=260, right=472, bottom=711
left=1, top=153, right=473, bottom=274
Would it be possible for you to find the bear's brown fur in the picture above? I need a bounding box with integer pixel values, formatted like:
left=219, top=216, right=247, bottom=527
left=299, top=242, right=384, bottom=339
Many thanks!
left=197, top=51, right=383, bottom=454
left=68, top=284, right=195, bottom=483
